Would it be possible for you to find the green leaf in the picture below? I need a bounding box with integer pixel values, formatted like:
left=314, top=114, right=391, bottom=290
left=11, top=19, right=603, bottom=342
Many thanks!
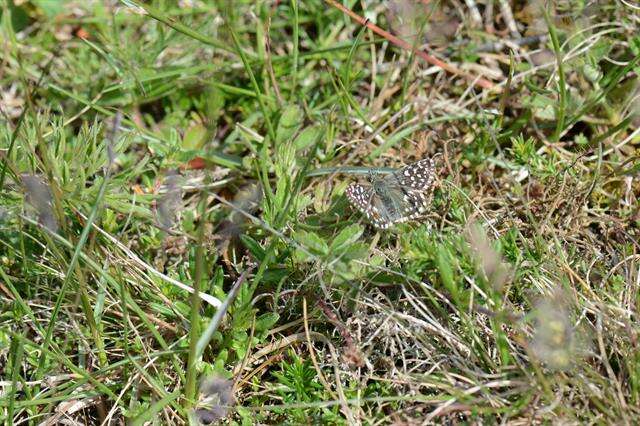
left=34, top=0, right=69, bottom=17
left=294, top=125, right=322, bottom=151
left=212, top=267, right=226, bottom=301
left=231, top=330, right=249, bottom=359
left=149, top=302, right=175, bottom=318
left=182, top=123, right=208, bottom=150
left=293, top=230, right=328, bottom=260
left=5, top=3, right=29, bottom=31
left=274, top=176, right=290, bottom=212
left=342, top=242, right=369, bottom=261
left=528, top=94, right=556, bottom=121
left=330, top=224, right=364, bottom=253
left=240, top=235, right=266, bottom=260
left=263, top=268, right=290, bottom=284
left=436, top=249, right=458, bottom=300
left=255, top=312, right=279, bottom=331
left=276, top=105, right=302, bottom=144
left=174, top=301, right=190, bottom=317
left=205, top=84, right=225, bottom=121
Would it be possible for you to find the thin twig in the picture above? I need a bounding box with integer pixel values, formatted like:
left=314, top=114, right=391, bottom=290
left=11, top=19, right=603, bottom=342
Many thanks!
left=324, top=0, right=496, bottom=91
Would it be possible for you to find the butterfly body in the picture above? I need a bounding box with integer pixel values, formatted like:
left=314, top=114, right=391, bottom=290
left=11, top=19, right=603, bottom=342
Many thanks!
left=345, top=158, right=436, bottom=229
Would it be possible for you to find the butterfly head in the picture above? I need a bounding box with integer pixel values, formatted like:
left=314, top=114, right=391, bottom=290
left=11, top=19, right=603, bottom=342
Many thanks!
left=366, top=169, right=379, bottom=183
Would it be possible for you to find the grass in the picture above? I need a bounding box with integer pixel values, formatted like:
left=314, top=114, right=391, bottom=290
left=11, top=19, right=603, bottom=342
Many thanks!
left=1, top=0, right=639, bottom=424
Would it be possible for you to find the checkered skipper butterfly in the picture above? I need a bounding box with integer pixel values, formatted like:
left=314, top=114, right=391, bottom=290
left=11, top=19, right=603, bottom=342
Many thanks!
left=345, top=158, right=437, bottom=229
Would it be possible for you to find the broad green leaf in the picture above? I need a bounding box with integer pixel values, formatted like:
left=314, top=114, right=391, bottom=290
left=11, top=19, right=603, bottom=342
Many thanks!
left=342, top=242, right=369, bottom=261
left=330, top=224, right=364, bottom=253
left=263, top=268, right=290, bottom=284
left=294, top=125, right=322, bottom=151
left=231, top=330, right=249, bottom=359
left=255, top=312, right=279, bottom=331
left=276, top=105, right=302, bottom=144
left=5, top=3, right=29, bottom=31
left=293, top=230, right=328, bottom=259
left=205, top=84, right=225, bottom=121
left=182, top=123, right=208, bottom=150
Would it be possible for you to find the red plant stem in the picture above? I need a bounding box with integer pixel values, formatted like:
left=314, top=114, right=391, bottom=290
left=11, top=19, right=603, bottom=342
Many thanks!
left=325, top=0, right=496, bottom=91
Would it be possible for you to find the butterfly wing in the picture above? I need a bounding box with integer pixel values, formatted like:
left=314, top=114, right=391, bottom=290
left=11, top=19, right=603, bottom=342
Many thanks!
left=345, top=183, right=392, bottom=229
left=346, top=158, right=437, bottom=229
left=393, top=158, right=437, bottom=191
left=384, top=158, right=437, bottom=219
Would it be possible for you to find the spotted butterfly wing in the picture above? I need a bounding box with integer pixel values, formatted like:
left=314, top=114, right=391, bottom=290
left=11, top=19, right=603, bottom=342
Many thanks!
left=345, top=158, right=436, bottom=229
left=345, top=182, right=405, bottom=229
left=344, top=183, right=388, bottom=228
left=383, top=157, right=436, bottom=215
left=389, top=158, right=436, bottom=191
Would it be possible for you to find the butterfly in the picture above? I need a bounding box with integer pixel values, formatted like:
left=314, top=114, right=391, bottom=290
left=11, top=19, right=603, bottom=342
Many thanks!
left=345, top=158, right=437, bottom=229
